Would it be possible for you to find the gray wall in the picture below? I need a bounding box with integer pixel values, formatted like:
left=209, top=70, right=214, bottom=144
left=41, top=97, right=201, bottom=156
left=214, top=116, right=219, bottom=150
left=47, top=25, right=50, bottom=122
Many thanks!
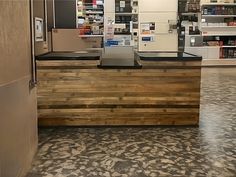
left=0, top=1, right=38, bottom=177
left=33, top=0, right=51, bottom=55
left=55, top=0, right=76, bottom=28
left=47, top=0, right=55, bottom=31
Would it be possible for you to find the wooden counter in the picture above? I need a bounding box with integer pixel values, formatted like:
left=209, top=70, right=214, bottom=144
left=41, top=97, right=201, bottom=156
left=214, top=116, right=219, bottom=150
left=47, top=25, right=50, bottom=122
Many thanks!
left=37, top=57, right=202, bottom=126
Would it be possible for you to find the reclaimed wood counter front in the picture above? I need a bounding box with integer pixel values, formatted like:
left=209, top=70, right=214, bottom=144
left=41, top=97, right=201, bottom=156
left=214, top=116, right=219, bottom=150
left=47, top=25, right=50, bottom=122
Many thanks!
left=37, top=57, right=202, bottom=126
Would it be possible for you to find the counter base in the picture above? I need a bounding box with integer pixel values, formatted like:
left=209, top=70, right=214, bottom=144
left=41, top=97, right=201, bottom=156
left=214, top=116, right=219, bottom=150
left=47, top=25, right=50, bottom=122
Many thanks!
left=37, top=59, right=201, bottom=126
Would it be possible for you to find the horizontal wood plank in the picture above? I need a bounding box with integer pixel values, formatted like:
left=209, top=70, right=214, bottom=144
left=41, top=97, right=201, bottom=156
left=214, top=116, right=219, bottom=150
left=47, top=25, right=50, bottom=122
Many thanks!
left=37, top=60, right=201, bottom=126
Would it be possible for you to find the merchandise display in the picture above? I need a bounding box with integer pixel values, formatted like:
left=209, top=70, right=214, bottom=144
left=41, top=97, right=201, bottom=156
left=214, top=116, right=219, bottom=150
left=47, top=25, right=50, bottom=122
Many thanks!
left=179, top=0, right=201, bottom=13
left=77, top=0, right=104, bottom=36
left=179, top=0, right=202, bottom=53
left=104, top=0, right=138, bottom=48
left=182, top=0, right=236, bottom=61
left=52, top=0, right=236, bottom=64
left=101, top=0, right=140, bottom=67
left=201, top=1, right=236, bottom=59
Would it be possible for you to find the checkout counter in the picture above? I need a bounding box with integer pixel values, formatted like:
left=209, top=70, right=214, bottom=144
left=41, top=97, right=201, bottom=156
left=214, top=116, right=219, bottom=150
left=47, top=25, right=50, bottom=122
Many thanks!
left=36, top=51, right=202, bottom=126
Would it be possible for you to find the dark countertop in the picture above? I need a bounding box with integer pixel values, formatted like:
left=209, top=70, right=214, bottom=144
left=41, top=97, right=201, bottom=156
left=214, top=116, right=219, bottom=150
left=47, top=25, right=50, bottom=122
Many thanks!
left=36, top=51, right=202, bottom=69
left=36, top=51, right=101, bottom=60
left=137, top=52, right=202, bottom=61
left=36, top=51, right=202, bottom=61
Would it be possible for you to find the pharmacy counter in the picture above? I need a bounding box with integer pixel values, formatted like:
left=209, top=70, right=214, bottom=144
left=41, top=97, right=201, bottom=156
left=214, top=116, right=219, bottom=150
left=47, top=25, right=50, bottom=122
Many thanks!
left=36, top=52, right=202, bottom=126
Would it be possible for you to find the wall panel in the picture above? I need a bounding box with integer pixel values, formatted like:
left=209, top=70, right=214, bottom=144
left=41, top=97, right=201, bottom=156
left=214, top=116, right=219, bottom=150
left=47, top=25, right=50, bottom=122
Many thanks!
left=0, top=1, right=38, bottom=177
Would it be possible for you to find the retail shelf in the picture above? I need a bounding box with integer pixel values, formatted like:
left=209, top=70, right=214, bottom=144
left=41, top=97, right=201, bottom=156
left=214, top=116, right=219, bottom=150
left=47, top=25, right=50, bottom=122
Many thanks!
left=76, top=0, right=104, bottom=30
left=202, top=33, right=236, bottom=36
left=202, top=30, right=236, bottom=36
left=185, top=46, right=203, bottom=48
left=83, top=2, right=103, bottom=5
left=185, top=46, right=219, bottom=48
left=78, top=35, right=104, bottom=37
left=114, top=32, right=132, bottom=35
left=202, top=26, right=236, bottom=28
left=199, top=2, right=236, bottom=63
left=85, top=7, right=104, bottom=10
left=115, top=13, right=138, bottom=16
left=202, top=15, right=236, bottom=17
left=92, top=21, right=104, bottom=24
left=201, top=46, right=220, bottom=48
left=85, top=11, right=103, bottom=14
left=181, top=12, right=200, bottom=15
left=201, top=3, right=236, bottom=6
left=185, top=34, right=202, bottom=36
left=221, top=46, right=236, bottom=48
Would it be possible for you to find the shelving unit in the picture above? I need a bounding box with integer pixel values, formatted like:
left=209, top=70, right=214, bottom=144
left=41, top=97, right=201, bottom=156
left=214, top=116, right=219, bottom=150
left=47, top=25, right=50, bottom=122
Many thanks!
left=182, top=12, right=200, bottom=15
left=200, top=1, right=236, bottom=60
left=183, top=1, right=236, bottom=65
left=201, top=3, right=236, bottom=6
left=202, top=15, right=236, bottom=17
left=76, top=0, right=104, bottom=36
left=115, top=13, right=138, bottom=15
left=201, top=25, right=236, bottom=28
left=73, top=0, right=236, bottom=65
left=101, top=0, right=140, bottom=66
left=104, top=0, right=139, bottom=48
left=178, top=0, right=202, bottom=55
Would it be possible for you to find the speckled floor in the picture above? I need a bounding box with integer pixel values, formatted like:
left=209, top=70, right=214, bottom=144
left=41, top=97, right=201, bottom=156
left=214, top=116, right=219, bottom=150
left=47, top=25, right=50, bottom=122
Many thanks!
left=26, top=68, right=236, bottom=177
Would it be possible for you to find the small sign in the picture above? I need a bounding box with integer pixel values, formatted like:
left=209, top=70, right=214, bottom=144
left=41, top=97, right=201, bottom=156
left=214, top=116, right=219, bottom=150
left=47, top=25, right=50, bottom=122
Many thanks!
left=141, top=23, right=150, bottom=34
left=105, top=20, right=115, bottom=40
left=140, top=22, right=155, bottom=35
left=120, top=1, right=125, bottom=8
left=35, top=17, right=44, bottom=42
left=142, top=36, right=154, bottom=42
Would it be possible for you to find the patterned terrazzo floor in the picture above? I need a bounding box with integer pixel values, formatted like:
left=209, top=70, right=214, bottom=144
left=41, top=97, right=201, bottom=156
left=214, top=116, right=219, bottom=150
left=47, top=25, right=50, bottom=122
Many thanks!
left=26, top=68, right=236, bottom=177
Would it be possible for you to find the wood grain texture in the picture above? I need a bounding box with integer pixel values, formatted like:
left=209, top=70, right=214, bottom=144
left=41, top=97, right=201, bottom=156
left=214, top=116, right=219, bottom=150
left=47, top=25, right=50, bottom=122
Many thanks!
left=37, top=60, right=201, bottom=126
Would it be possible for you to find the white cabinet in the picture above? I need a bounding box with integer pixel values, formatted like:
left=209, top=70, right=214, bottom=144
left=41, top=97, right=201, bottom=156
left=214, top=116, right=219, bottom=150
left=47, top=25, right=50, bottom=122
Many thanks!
left=138, top=0, right=178, bottom=52
left=139, top=0, right=177, bottom=12
left=104, top=0, right=115, bottom=13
